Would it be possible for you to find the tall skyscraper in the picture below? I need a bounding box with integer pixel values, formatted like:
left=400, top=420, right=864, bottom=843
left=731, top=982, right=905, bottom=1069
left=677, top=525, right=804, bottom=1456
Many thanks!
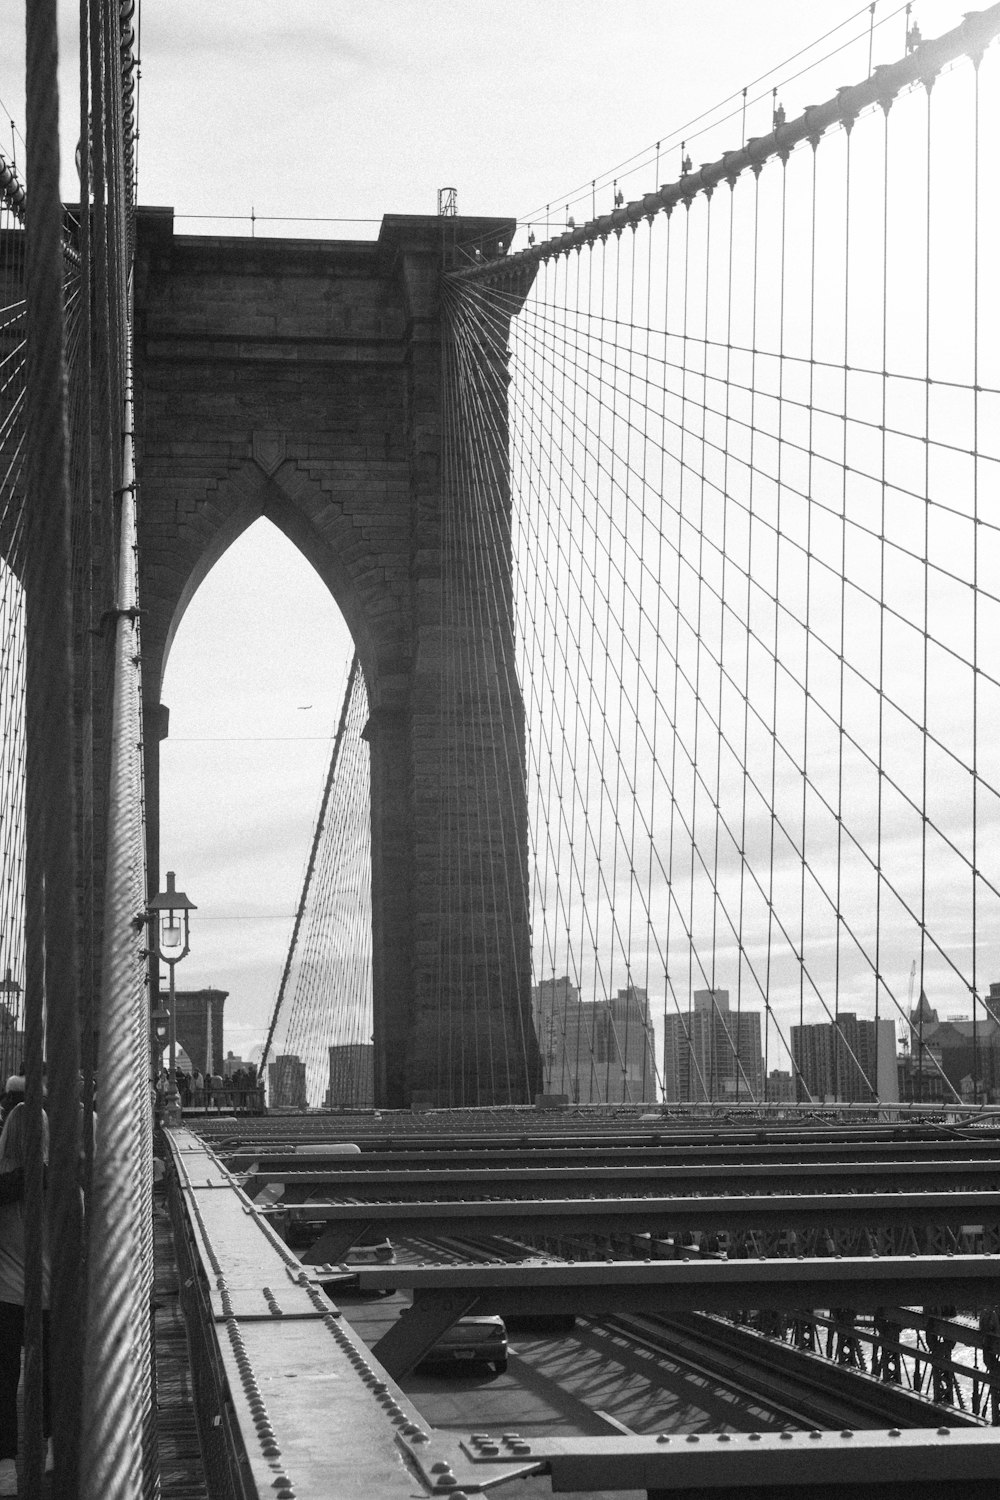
left=663, top=989, right=764, bottom=1103
left=790, top=1014, right=898, bottom=1103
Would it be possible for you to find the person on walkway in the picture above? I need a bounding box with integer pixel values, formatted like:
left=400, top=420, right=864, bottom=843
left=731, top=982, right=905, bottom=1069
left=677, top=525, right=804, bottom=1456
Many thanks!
left=0, top=1078, right=24, bottom=1130
left=0, top=1095, right=51, bottom=1495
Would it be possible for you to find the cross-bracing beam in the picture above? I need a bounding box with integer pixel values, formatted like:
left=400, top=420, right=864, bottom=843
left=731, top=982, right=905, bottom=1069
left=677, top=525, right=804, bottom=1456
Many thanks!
left=286, top=1187, right=1000, bottom=1265
left=359, top=1255, right=1000, bottom=1377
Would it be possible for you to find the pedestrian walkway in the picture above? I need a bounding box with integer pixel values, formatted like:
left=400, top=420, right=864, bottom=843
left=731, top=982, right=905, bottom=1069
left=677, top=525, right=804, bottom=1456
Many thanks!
left=153, top=1185, right=208, bottom=1500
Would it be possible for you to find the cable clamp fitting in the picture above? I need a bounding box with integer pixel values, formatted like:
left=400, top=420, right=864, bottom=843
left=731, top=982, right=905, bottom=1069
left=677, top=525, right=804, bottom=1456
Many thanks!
left=94, top=605, right=143, bottom=635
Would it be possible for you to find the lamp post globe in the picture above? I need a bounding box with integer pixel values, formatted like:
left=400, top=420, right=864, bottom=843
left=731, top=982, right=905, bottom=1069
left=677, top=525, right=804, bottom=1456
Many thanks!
left=149, top=872, right=196, bottom=1127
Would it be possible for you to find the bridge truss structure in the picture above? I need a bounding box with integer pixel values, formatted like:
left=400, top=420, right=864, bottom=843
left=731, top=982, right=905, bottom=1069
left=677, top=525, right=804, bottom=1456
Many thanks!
left=178, top=1108, right=1000, bottom=1500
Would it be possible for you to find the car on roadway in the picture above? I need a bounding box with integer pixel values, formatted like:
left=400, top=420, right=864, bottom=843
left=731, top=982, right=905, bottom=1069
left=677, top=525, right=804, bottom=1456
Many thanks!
left=416, top=1314, right=508, bottom=1375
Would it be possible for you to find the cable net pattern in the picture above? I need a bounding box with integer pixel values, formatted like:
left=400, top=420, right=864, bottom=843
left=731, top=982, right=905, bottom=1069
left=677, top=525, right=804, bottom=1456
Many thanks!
left=265, top=657, right=374, bottom=1108
left=0, top=176, right=27, bottom=1083
left=446, top=18, right=1000, bottom=1107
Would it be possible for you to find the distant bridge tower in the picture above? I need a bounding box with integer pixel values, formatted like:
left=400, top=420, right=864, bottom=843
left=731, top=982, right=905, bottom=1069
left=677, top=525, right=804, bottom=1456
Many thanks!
left=133, top=210, right=540, bottom=1108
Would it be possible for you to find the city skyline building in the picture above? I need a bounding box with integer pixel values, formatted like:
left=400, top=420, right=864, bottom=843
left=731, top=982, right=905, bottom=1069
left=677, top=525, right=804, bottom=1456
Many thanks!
left=765, top=1069, right=795, bottom=1103
left=531, top=978, right=657, bottom=1103
left=662, top=989, right=764, bottom=1103
left=791, top=1013, right=898, bottom=1103
left=267, top=1053, right=307, bottom=1108
left=324, top=1043, right=375, bottom=1108
left=900, top=984, right=1000, bottom=1102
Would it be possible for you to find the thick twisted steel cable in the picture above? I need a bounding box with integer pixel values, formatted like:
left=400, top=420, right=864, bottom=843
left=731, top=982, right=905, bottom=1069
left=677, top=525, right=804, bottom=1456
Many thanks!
left=81, top=366, right=148, bottom=1500
left=75, top=1, right=152, bottom=1494
left=24, top=1, right=86, bottom=1495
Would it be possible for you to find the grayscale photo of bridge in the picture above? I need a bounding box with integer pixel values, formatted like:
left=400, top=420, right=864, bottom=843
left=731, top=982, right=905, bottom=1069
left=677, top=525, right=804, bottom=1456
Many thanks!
left=2, top=2, right=1000, bottom=1497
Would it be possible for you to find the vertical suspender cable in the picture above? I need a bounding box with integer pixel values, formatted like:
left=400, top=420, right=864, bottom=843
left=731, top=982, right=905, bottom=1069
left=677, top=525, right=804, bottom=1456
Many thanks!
left=873, top=97, right=891, bottom=1091
left=917, top=77, right=933, bottom=1104
left=833, top=122, right=853, bottom=1099
left=970, top=55, right=981, bottom=1101
left=24, top=3, right=84, bottom=1496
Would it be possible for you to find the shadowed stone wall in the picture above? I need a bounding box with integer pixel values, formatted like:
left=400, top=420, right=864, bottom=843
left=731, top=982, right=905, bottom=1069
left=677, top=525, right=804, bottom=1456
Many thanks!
left=133, top=209, right=540, bottom=1106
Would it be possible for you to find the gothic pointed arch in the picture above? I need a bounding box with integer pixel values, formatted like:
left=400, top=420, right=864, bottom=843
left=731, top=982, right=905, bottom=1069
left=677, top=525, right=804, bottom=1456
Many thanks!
left=133, top=209, right=539, bottom=1107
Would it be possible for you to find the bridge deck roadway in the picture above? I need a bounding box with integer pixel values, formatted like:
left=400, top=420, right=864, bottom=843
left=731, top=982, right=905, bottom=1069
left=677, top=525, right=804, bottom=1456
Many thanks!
left=178, top=1118, right=1000, bottom=1496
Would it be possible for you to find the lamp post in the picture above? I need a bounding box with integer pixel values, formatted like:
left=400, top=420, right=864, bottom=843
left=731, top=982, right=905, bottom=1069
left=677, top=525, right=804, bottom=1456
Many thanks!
left=149, top=871, right=196, bottom=1127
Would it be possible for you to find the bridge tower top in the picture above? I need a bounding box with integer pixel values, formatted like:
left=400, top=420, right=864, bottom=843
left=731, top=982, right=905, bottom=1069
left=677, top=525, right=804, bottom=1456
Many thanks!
left=132, top=205, right=538, bottom=1109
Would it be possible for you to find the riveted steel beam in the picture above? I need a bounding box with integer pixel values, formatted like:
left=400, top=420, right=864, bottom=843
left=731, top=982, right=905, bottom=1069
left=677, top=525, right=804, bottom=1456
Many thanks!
left=285, top=1189, right=1000, bottom=1249
left=246, top=1157, right=1000, bottom=1204
left=231, top=1134, right=1000, bottom=1170
left=367, top=1289, right=483, bottom=1379
left=415, top=1424, right=1000, bottom=1494
left=356, top=1253, right=1000, bottom=1316
left=164, top=1130, right=534, bottom=1496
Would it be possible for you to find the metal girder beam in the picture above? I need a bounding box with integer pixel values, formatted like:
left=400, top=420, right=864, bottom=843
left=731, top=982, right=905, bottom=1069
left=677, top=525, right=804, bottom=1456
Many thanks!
left=520, top=1427, right=1000, bottom=1495
left=398, top=1422, right=1000, bottom=1496
left=167, top=1131, right=533, bottom=1495
left=231, top=1135, right=1000, bottom=1168
left=370, top=1289, right=483, bottom=1379
left=304, top=1222, right=366, bottom=1263
left=245, top=1157, right=1000, bottom=1202
left=282, top=1189, right=1000, bottom=1241
left=351, top=1253, right=1000, bottom=1314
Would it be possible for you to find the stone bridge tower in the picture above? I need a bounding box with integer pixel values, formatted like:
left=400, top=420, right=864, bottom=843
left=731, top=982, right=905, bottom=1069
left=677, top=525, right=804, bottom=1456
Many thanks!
left=133, top=209, right=540, bottom=1107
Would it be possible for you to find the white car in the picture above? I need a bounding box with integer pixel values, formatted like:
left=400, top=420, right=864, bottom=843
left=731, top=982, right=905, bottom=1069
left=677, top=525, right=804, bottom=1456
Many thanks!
left=417, top=1315, right=508, bottom=1375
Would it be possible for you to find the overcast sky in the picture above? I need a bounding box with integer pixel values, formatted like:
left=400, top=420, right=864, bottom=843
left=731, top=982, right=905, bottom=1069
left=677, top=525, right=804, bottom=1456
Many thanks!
left=1, top=0, right=980, bottom=1066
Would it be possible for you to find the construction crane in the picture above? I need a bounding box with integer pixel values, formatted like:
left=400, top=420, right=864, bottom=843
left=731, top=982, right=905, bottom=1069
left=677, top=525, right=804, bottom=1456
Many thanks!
left=900, top=959, right=917, bottom=1054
